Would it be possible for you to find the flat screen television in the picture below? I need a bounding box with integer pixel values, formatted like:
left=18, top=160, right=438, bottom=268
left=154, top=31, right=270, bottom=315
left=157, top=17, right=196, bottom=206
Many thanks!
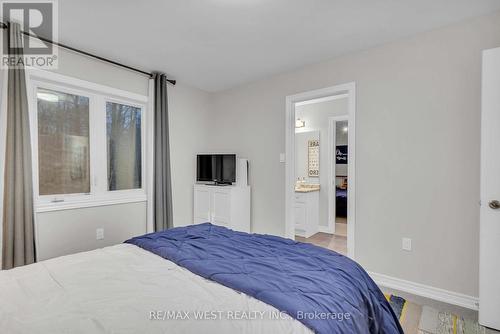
left=197, top=154, right=236, bottom=185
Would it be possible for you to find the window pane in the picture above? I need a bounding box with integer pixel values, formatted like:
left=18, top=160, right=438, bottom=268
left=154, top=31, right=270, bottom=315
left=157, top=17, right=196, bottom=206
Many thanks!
left=37, top=88, right=90, bottom=195
left=106, top=102, right=142, bottom=191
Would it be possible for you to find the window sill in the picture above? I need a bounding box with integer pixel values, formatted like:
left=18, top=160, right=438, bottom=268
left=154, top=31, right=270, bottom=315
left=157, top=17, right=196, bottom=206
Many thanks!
left=35, top=195, right=147, bottom=213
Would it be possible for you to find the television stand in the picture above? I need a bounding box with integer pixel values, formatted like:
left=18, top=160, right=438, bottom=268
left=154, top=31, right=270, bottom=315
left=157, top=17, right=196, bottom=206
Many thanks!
left=201, top=182, right=232, bottom=186
left=193, top=184, right=251, bottom=233
left=214, top=182, right=232, bottom=186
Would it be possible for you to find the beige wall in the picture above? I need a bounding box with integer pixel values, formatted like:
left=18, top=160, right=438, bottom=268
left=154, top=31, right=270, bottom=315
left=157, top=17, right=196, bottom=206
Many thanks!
left=207, top=11, right=500, bottom=297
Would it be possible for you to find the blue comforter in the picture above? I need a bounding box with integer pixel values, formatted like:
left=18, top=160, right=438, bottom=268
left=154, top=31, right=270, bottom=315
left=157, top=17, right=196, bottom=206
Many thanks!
left=125, top=223, right=402, bottom=334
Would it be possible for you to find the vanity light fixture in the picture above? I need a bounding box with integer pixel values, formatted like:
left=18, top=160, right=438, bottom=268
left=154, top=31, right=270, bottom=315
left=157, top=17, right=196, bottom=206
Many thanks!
left=295, top=119, right=305, bottom=128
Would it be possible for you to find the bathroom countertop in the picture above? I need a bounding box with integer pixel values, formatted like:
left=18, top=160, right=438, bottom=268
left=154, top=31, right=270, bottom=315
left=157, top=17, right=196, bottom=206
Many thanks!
left=295, top=184, right=320, bottom=193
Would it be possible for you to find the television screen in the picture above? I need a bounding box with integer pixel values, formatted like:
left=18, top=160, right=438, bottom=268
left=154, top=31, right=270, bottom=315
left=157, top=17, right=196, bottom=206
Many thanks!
left=197, top=154, right=236, bottom=184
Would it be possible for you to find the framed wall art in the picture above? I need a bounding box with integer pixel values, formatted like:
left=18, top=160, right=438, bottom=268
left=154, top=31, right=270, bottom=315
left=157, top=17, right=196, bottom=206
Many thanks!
left=308, top=139, right=319, bottom=177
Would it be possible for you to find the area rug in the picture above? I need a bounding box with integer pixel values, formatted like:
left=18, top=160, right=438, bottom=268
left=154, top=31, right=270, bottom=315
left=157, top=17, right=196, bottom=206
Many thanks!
left=386, top=294, right=408, bottom=320
left=418, top=306, right=486, bottom=334
left=385, top=294, right=422, bottom=333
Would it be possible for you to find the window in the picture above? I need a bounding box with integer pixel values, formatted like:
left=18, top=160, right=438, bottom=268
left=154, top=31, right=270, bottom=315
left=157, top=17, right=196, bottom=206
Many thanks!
left=30, top=71, right=147, bottom=211
left=106, top=102, right=142, bottom=191
left=37, top=89, right=90, bottom=195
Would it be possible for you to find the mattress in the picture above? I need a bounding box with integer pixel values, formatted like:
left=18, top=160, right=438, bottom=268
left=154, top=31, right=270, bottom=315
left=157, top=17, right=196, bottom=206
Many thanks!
left=0, top=244, right=311, bottom=334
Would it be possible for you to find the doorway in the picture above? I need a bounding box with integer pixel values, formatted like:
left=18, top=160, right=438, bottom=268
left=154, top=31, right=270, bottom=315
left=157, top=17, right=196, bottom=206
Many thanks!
left=331, top=117, right=349, bottom=240
left=285, top=83, right=356, bottom=259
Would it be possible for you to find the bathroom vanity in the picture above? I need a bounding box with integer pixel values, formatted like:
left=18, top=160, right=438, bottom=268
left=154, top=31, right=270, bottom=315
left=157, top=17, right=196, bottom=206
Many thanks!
left=294, top=184, right=320, bottom=238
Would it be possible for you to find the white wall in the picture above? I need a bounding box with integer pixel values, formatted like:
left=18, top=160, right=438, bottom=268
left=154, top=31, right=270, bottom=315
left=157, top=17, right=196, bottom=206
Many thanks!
left=208, top=11, right=500, bottom=297
left=28, top=48, right=151, bottom=260
left=54, top=48, right=149, bottom=96
left=1, top=46, right=211, bottom=262
left=36, top=202, right=146, bottom=260
left=2, top=9, right=499, bottom=299
left=296, top=98, right=349, bottom=227
left=168, top=83, right=212, bottom=227
left=43, top=49, right=211, bottom=255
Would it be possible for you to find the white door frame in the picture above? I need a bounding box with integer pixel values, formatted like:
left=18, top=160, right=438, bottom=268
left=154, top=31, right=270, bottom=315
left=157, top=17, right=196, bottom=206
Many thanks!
left=479, top=47, right=500, bottom=329
left=0, top=69, right=6, bottom=268
left=285, top=82, right=356, bottom=259
left=327, top=116, right=349, bottom=235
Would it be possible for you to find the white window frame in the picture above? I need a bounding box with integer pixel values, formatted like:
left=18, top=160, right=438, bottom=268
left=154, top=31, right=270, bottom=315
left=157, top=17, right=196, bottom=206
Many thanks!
left=104, top=97, right=147, bottom=195
left=27, top=68, right=149, bottom=213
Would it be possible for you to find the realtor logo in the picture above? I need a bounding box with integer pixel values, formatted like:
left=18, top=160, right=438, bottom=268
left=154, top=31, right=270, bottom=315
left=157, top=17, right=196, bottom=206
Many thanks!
left=1, top=0, right=58, bottom=68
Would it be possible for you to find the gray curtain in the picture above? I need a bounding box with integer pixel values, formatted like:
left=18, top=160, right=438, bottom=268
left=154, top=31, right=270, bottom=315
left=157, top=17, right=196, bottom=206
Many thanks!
left=2, top=22, right=35, bottom=269
left=153, top=73, right=173, bottom=231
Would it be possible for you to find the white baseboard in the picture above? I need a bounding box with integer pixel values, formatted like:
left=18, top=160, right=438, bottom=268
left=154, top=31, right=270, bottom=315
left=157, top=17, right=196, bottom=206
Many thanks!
left=368, top=272, right=479, bottom=311
left=317, top=226, right=333, bottom=234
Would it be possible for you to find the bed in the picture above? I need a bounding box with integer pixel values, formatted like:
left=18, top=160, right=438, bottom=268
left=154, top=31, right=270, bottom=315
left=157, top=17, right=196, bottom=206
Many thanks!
left=336, top=187, right=348, bottom=218
left=0, top=223, right=402, bottom=333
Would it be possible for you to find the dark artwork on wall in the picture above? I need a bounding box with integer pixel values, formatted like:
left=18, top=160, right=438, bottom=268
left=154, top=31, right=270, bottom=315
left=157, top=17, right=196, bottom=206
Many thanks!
left=336, top=145, right=348, bottom=164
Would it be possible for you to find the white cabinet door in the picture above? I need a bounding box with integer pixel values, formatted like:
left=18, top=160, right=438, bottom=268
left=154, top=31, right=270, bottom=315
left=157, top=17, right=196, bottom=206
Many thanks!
left=294, top=203, right=306, bottom=230
left=212, top=189, right=231, bottom=226
left=194, top=187, right=211, bottom=223
left=480, top=47, right=500, bottom=330
left=294, top=194, right=307, bottom=230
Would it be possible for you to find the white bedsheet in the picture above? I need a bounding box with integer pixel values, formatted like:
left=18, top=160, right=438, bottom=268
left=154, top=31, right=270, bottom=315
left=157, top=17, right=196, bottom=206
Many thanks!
left=0, top=244, right=312, bottom=334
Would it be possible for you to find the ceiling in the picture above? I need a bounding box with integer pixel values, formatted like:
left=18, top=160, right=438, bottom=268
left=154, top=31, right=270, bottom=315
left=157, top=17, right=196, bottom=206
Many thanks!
left=58, top=0, right=500, bottom=92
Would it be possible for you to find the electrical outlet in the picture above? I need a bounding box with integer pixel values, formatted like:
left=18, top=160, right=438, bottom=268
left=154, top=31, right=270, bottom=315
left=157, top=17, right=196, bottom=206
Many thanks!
left=402, top=238, right=412, bottom=251
left=96, top=228, right=104, bottom=240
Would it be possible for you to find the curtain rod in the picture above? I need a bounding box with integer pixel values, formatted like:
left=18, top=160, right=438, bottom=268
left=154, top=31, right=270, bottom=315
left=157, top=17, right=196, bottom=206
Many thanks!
left=0, top=21, right=176, bottom=85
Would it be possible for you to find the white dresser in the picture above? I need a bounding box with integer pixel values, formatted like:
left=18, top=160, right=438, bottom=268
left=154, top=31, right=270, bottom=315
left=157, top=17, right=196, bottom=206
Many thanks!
left=193, top=184, right=251, bottom=233
left=294, top=190, right=319, bottom=238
